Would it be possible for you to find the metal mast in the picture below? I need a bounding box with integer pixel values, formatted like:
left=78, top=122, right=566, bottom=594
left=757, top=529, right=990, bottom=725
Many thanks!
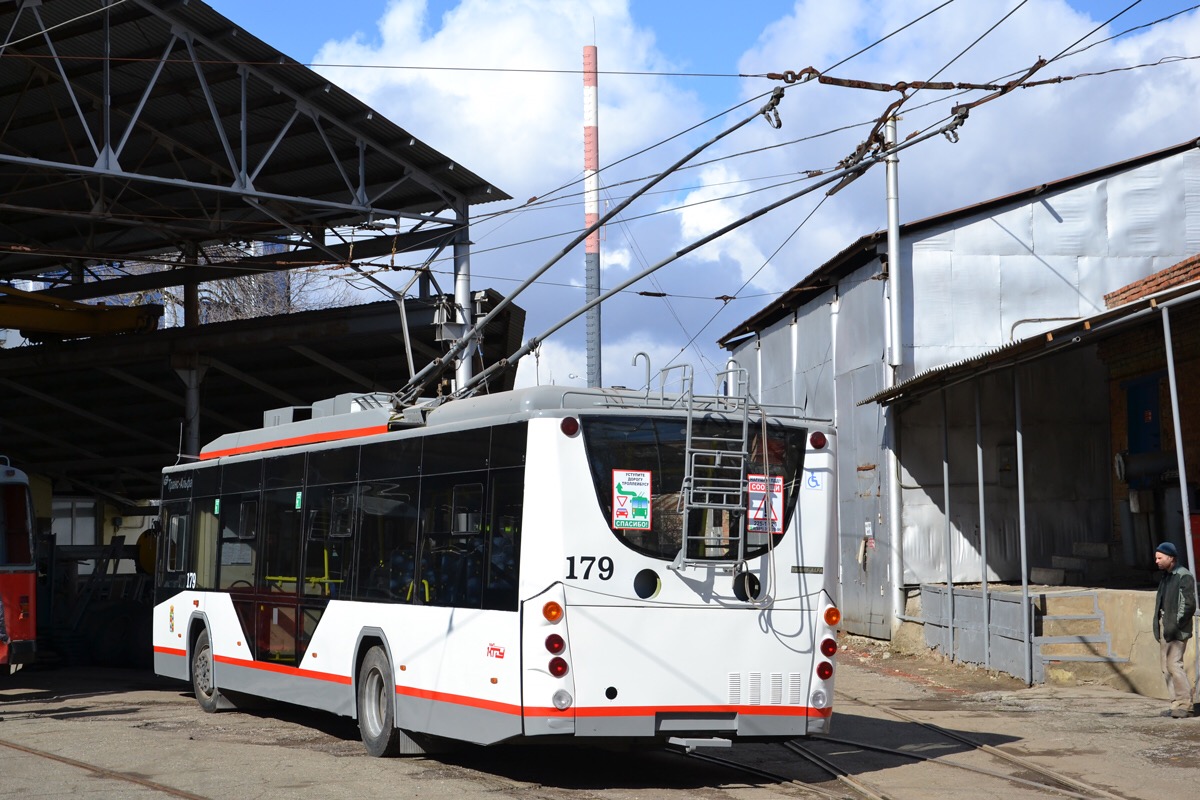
left=584, top=45, right=602, bottom=387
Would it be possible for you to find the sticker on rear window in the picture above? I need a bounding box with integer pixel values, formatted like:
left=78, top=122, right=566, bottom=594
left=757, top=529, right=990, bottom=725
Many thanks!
left=612, top=470, right=651, bottom=529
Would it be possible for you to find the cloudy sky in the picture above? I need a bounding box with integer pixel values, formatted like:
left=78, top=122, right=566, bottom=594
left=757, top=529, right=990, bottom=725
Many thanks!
left=207, top=0, right=1200, bottom=393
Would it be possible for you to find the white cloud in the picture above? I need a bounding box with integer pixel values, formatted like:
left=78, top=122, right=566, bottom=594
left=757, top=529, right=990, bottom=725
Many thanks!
left=311, top=0, right=1200, bottom=394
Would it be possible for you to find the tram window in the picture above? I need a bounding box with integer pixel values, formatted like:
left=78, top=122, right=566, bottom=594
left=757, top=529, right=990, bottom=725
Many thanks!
left=217, top=495, right=257, bottom=591
left=489, top=423, right=528, bottom=468
left=190, top=499, right=219, bottom=589
left=303, top=486, right=355, bottom=598
left=420, top=473, right=486, bottom=609
left=264, top=453, right=305, bottom=489
left=422, top=430, right=489, bottom=475
left=222, top=459, right=262, bottom=494
left=483, top=468, right=523, bottom=611
left=360, top=437, right=421, bottom=481
left=1, top=483, right=33, bottom=565
left=308, top=446, right=360, bottom=487
left=261, top=488, right=303, bottom=595
left=354, top=479, right=420, bottom=602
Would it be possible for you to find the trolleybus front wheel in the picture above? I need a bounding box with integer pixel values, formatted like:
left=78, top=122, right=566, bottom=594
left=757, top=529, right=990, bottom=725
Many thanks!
left=191, top=629, right=225, bottom=713
left=358, top=646, right=400, bottom=757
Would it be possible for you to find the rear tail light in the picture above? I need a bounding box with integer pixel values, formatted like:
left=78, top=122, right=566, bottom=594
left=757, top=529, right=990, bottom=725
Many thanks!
left=809, top=431, right=827, bottom=449
left=824, top=606, right=841, bottom=626
left=560, top=417, right=580, bottom=437
left=549, top=657, right=569, bottom=677
left=816, top=661, right=833, bottom=680
left=545, top=634, right=565, bottom=654
left=820, top=637, right=838, bottom=657
left=543, top=601, right=563, bottom=623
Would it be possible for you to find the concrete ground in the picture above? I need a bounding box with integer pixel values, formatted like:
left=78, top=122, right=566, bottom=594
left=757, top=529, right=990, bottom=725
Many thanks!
left=0, top=641, right=1195, bottom=799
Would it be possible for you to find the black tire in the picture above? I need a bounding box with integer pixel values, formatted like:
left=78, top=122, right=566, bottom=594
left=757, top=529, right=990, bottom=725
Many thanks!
left=357, top=645, right=400, bottom=757
left=191, top=629, right=223, bottom=713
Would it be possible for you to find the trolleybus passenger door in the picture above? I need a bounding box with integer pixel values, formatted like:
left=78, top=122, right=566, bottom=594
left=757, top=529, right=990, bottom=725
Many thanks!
left=259, top=487, right=303, bottom=664
left=300, top=484, right=356, bottom=658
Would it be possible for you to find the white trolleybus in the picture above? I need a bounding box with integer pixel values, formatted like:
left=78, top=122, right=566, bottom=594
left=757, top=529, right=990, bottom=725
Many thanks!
left=152, top=381, right=839, bottom=755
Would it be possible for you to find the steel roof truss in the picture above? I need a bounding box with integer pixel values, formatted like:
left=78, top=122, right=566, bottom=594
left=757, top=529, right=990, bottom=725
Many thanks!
left=26, top=2, right=100, bottom=161
left=113, top=32, right=179, bottom=163
left=131, top=0, right=467, bottom=211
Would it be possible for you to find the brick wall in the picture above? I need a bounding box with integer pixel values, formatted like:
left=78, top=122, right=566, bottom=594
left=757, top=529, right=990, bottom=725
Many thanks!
left=1104, top=254, right=1200, bottom=308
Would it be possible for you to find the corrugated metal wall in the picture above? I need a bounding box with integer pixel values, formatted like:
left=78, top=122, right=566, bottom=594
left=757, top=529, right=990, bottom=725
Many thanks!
left=729, top=147, right=1200, bottom=639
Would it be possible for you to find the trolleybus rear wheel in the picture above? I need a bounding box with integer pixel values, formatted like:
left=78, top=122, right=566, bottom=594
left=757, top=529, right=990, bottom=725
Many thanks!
left=358, top=646, right=400, bottom=757
left=191, top=629, right=224, bottom=713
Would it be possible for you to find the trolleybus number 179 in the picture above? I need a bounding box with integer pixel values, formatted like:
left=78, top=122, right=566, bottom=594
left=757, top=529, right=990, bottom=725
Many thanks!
left=565, top=555, right=614, bottom=581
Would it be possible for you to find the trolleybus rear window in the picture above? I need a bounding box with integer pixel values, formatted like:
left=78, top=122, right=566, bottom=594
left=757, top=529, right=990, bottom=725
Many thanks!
left=581, top=416, right=806, bottom=561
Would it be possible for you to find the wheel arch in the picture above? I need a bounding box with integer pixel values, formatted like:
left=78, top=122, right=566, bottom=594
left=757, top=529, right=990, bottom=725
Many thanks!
left=186, top=612, right=211, bottom=683
left=352, top=627, right=393, bottom=722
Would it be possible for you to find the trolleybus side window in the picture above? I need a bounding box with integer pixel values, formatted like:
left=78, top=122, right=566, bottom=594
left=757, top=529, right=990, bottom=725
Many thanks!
left=308, top=446, right=360, bottom=487
left=354, top=478, right=420, bottom=601
left=261, top=487, right=303, bottom=595
left=422, top=428, right=489, bottom=475
left=264, top=452, right=305, bottom=490
left=359, top=437, right=421, bottom=481
left=419, top=473, right=486, bottom=608
left=217, top=493, right=258, bottom=590
left=190, top=497, right=219, bottom=590
left=161, top=504, right=190, bottom=588
left=483, top=467, right=522, bottom=611
left=303, top=484, right=355, bottom=598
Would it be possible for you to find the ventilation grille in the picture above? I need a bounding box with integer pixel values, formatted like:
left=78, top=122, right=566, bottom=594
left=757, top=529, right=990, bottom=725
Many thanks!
left=730, top=672, right=805, bottom=705
left=789, top=673, right=803, bottom=704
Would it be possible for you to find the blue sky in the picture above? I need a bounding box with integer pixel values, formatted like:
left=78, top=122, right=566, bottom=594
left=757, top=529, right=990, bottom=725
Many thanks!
left=203, top=1, right=1200, bottom=391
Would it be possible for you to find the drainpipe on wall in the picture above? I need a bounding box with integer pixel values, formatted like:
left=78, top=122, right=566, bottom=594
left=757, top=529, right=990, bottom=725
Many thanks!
left=885, top=116, right=905, bottom=636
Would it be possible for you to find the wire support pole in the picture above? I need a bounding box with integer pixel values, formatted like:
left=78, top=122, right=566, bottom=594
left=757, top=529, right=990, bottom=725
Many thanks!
left=397, top=87, right=792, bottom=405
left=1160, top=305, right=1200, bottom=693
left=456, top=111, right=969, bottom=399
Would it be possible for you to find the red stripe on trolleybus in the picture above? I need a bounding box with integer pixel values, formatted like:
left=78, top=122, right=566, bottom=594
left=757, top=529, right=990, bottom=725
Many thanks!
left=153, top=646, right=187, bottom=658
left=213, top=654, right=353, bottom=685
left=395, top=685, right=522, bottom=716
left=526, top=704, right=831, bottom=719
left=200, top=425, right=390, bottom=460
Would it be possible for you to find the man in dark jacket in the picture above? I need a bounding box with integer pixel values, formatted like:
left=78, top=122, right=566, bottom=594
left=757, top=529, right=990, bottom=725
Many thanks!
left=1153, top=542, right=1197, bottom=718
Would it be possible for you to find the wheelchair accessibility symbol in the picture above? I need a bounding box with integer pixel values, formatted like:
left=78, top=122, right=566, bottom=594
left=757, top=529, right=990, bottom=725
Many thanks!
left=805, top=471, right=821, bottom=489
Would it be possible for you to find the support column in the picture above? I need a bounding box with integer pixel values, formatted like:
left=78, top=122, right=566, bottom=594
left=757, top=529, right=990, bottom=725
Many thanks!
left=453, top=204, right=474, bottom=390
left=943, top=390, right=954, bottom=660
left=172, top=355, right=207, bottom=459
left=976, top=383, right=991, bottom=670
left=884, top=115, right=905, bottom=637
left=1161, top=305, right=1200, bottom=688
left=1015, top=369, right=1032, bottom=685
